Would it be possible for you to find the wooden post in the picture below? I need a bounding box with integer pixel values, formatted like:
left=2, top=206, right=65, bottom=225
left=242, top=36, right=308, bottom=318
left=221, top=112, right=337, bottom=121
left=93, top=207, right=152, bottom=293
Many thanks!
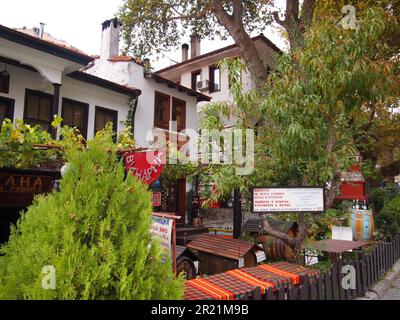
left=172, top=218, right=177, bottom=275
left=51, top=83, right=61, bottom=139
left=233, top=188, right=242, bottom=239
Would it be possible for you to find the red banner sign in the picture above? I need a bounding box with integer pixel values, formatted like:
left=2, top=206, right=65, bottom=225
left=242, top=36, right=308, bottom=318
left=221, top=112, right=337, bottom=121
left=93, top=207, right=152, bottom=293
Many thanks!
left=125, top=150, right=166, bottom=185
left=152, top=192, right=162, bottom=207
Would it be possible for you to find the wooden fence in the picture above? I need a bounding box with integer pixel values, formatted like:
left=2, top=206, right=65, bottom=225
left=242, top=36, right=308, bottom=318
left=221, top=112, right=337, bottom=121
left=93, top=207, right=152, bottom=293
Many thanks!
left=251, top=234, right=400, bottom=300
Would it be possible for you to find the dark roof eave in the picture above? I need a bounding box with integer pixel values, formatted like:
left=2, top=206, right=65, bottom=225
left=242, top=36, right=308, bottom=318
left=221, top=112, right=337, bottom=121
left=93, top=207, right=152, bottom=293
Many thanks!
left=0, top=24, right=93, bottom=66
left=149, top=73, right=211, bottom=102
left=67, top=71, right=141, bottom=97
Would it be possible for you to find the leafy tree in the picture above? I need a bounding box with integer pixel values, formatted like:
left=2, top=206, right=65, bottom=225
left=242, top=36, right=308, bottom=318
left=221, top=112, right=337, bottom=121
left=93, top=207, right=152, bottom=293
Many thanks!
left=197, top=7, right=399, bottom=257
left=118, top=0, right=318, bottom=85
left=0, top=126, right=183, bottom=300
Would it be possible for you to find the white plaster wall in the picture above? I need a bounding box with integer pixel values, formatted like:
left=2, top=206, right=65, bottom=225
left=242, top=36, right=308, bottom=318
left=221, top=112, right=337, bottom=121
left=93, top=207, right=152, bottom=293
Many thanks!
left=60, top=77, right=130, bottom=139
left=87, top=60, right=200, bottom=148
left=0, top=64, right=130, bottom=139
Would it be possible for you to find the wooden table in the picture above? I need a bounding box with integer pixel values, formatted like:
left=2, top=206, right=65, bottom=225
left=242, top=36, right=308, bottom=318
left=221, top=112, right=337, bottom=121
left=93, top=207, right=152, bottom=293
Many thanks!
left=305, top=239, right=369, bottom=261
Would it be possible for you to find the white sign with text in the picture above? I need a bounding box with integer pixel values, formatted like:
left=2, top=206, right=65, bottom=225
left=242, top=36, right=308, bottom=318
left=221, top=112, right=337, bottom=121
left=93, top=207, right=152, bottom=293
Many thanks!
left=253, top=188, right=324, bottom=213
left=151, top=216, right=173, bottom=252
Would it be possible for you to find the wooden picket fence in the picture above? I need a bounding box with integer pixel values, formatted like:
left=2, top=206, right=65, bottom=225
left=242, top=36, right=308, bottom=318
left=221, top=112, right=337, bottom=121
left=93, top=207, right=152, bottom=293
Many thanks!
left=250, top=234, right=400, bottom=300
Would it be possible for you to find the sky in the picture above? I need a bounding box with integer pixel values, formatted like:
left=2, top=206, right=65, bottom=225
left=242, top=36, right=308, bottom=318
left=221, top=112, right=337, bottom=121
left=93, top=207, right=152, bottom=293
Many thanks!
left=0, top=0, right=286, bottom=70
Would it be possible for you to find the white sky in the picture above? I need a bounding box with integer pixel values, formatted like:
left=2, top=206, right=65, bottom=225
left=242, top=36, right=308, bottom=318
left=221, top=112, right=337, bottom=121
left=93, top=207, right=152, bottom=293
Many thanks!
left=0, top=0, right=286, bottom=70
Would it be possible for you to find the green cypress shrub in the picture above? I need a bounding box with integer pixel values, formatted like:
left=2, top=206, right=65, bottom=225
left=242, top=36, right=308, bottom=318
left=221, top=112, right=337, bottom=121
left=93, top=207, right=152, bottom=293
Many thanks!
left=0, top=128, right=183, bottom=300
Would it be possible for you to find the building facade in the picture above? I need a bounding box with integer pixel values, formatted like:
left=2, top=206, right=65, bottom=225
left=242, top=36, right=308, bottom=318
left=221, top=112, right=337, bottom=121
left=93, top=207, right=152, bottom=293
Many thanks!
left=0, top=24, right=141, bottom=140
left=84, top=19, right=210, bottom=148
left=156, top=34, right=281, bottom=116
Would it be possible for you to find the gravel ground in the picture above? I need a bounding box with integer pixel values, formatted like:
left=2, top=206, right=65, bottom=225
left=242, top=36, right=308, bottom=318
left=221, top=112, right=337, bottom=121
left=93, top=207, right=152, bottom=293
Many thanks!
left=380, top=276, right=400, bottom=300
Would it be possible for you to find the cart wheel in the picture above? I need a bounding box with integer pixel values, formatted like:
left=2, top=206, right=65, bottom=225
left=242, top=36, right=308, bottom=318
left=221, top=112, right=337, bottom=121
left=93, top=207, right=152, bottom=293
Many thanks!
left=176, top=256, right=197, bottom=280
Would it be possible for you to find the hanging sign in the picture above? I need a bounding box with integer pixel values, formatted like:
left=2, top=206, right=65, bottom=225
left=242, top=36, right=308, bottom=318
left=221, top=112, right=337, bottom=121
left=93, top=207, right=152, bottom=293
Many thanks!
left=152, top=192, right=162, bottom=207
left=124, top=150, right=166, bottom=185
left=252, top=187, right=325, bottom=213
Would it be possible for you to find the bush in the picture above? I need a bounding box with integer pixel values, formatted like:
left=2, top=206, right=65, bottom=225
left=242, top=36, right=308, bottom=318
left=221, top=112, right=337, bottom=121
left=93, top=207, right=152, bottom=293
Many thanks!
left=375, top=196, right=400, bottom=240
left=0, top=128, right=183, bottom=300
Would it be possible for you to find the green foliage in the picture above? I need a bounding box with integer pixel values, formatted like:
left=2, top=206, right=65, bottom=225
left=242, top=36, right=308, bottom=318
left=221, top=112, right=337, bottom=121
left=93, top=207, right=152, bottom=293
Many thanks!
left=307, top=209, right=349, bottom=241
left=118, top=1, right=273, bottom=59
left=0, top=119, right=59, bottom=169
left=376, top=196, right=400, bottom=239
left=196, top=7, right=399, bottom=207
left=0, top=127, right=183, bottom=300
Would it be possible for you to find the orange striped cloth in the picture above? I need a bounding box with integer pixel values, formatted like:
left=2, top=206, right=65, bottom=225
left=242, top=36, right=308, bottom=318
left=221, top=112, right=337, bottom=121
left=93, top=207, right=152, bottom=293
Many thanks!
left=226, top=269, right=274, bottom=294
left=186, top=278, right=236, bottom=300
left=259, top=264, right=300, bottom=285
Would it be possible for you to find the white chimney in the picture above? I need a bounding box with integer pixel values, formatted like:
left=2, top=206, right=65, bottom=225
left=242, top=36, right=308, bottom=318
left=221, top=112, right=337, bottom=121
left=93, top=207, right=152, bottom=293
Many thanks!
left=100, top=18, right=121, bottom=59
left=190, top=35, right=201, bottom=59
left=182, top=43, right=189, bottom=62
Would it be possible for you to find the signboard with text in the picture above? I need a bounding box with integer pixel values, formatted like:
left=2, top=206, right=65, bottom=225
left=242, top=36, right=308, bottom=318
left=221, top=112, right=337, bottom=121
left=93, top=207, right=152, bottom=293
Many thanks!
left=0, top=170, right=58, bottom=207
left=151, top=215, right=173, bottom=253
left=252, top=187, right=325, bottom=213
left=124, top=150, right=166, bottom=186
left=152, top=192, right=162, bottom=207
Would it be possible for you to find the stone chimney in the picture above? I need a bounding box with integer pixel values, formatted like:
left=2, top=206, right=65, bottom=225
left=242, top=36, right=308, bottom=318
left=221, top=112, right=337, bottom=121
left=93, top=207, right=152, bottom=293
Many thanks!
left=182, top=43, right=189, bottom=62
left=190, top=35, right=201, bottom=59
left=100, top=18, right=121, bottom=59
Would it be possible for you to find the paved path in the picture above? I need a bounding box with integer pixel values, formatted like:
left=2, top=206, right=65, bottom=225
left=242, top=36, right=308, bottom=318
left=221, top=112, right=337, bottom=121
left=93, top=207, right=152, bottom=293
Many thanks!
left=380, top=275, right=400, bottom=300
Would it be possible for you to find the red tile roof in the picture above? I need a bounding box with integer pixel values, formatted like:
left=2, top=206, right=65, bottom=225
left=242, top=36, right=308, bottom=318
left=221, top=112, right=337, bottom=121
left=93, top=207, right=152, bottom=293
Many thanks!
left=108, top=55, right=143, bottom=65
left=0, top=24, right=93, bottom=65
left=14, top=27, right=92, bottom=59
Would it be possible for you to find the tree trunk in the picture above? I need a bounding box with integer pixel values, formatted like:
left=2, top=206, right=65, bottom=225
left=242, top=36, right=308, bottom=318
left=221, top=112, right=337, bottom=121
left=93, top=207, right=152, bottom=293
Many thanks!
left=325, top=173, right=342, bottom=209
left=212, top=0, right=268, bottom=86
left=273, top=0, right=316, bottom=53
left=260, top=212, right=310, bottom=264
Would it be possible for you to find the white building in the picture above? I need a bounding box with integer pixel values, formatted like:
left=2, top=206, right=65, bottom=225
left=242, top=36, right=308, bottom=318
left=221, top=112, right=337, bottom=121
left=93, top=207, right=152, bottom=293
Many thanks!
left=156, top=34, right=281, bottom=118
left=0, top=19, right=210, bottom=226
left=84, top=19, right=210, bottom=148
left=0, top=23, right=142, bottom=140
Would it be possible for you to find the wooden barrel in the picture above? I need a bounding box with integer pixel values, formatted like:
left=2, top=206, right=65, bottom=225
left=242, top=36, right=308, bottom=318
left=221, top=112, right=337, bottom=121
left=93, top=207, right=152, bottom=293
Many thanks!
left=255, top=235, right=295, bottom=262
left=349, top=210, right=374, bottom=241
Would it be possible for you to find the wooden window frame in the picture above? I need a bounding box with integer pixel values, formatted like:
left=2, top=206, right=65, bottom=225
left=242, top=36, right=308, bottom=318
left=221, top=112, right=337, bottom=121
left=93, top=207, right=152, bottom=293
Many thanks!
left=191, top=69, right=201, bottom=91
left=61, top=97, right=89, bottom=139
left=23, top=89, right=54, bottom=133
left=0, top=96, right=15, bottom=124
left=94, top=106, right=118, bottom=135
left=209, top=65, right=221, bottom=94
left=154, top=91, right=171, bottom=130
left=172, top=97, right=186, bottom=132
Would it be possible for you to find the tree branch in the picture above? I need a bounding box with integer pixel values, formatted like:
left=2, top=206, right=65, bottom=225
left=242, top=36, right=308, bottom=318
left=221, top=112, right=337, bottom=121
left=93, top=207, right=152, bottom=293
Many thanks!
left=260, top=214, right=295, bottom=247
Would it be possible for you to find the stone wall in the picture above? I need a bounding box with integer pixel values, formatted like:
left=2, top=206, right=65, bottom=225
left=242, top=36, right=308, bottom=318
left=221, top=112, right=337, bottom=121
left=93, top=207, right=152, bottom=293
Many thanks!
left=202, top=207, right=255, bottom=229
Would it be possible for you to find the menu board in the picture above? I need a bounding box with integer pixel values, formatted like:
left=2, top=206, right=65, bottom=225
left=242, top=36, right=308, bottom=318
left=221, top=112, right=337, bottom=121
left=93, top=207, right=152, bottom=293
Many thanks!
left=252, top=187, right=325, bottom=213
left=151, top=215, right=173, bottom=252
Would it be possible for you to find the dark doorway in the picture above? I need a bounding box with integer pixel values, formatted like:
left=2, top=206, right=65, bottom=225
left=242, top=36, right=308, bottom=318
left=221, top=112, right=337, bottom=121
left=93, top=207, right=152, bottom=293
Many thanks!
left=0, top=207, right=23, bottom=244
left=160, top=179, right=186, bottom=225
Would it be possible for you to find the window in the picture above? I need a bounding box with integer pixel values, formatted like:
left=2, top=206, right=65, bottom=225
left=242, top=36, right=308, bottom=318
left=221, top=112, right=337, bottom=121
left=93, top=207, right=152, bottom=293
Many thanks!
left=24, top=89, right=53, bottom=133
left=154, top=92, right=170, bottom=130
left=0, top=72, right=10, bottom=94
left=94, top=106, right=118, bottom=134
left=209, top=65, right=221, bottom=93
left=0, top=97, right=14, bottom=126
left=191, top=70, right=201, bottom=91
left=172, top=98, right=186, bottom=132
left=62, top=98, right=89, bottom=138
